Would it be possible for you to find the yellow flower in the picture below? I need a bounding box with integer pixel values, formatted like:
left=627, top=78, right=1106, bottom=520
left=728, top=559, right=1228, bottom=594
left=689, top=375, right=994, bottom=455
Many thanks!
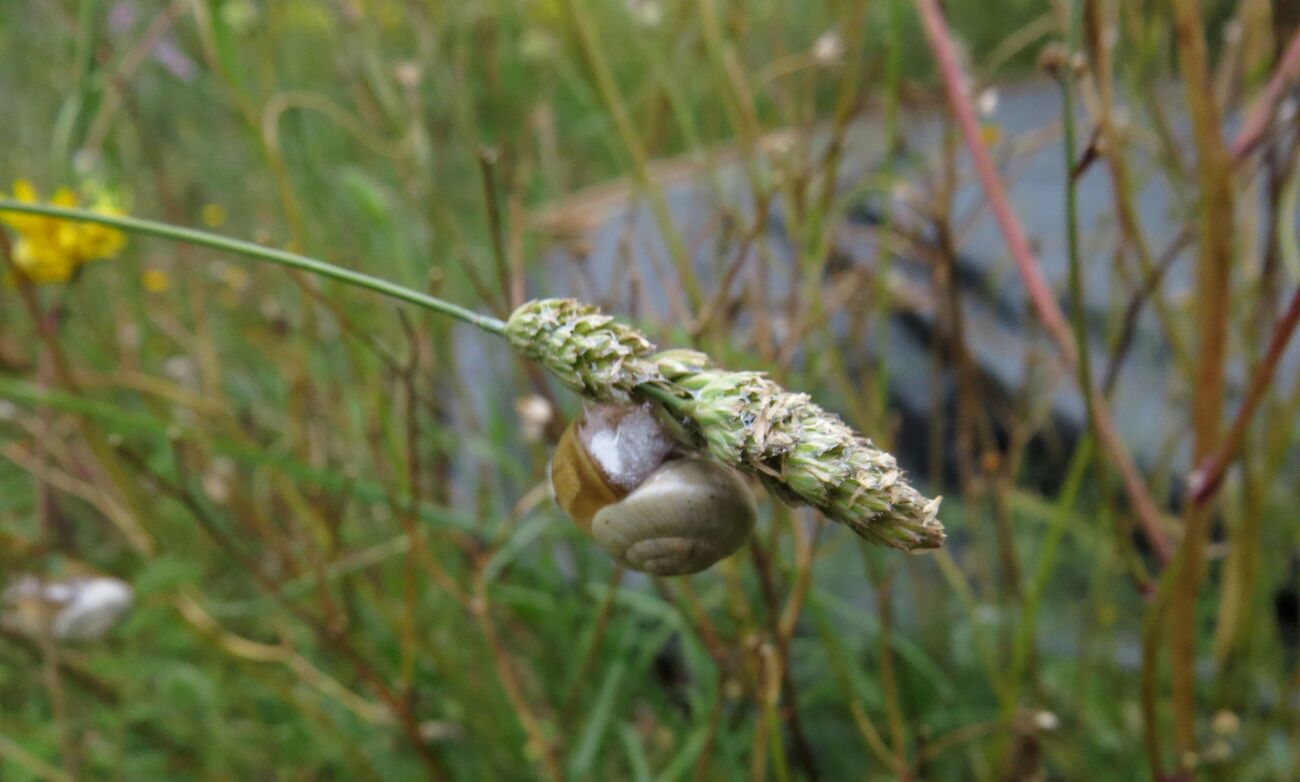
left=1, top=180, right=127, bottom=285
left=1, top=181, right=60, bottom=240
left=141, top=268, right=171, bottom=294
left=12, top=237, right=77, bottom=284
left=200, top=203, right=228, bottom=228
left=76, top=195, right=128, bottom=263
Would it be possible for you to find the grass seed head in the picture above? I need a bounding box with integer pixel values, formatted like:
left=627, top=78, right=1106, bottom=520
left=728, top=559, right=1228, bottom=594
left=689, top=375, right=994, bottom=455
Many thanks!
left=507, top=298, right=945, bottom=551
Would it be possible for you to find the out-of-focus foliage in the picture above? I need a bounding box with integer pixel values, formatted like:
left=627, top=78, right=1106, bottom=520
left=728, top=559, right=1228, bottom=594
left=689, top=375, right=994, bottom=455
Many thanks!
left=0, top=1, right=1296, bottom=780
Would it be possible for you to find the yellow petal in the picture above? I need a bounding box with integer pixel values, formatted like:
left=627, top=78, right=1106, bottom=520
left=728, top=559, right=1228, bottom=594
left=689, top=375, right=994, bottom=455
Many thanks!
left=2, top=180, right=43, bottom=232
left=51, top=187, right=79, bottom=208
left=12, top=237, right=76, bottom=284
left=12, top=179, right=38, bottom=202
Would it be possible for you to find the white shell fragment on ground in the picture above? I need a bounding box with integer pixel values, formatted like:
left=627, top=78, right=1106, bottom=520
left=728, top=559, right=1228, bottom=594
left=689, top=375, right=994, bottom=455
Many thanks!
left=2, top=574, right=134, bottom=642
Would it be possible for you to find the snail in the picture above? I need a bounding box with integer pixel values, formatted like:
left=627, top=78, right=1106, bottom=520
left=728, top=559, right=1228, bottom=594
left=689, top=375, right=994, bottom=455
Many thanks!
left=549, top=403, right=756, bottom=576
left=2, top=573, right=134, bottom=643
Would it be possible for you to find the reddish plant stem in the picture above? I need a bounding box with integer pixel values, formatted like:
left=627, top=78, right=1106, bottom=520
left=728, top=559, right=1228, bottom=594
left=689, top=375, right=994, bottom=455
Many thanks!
left=1190, top=284, right=1300, bottom=503
left=1230, top=28, right=1300, bottom=161
left=913, top=0, right=1173, bottom=564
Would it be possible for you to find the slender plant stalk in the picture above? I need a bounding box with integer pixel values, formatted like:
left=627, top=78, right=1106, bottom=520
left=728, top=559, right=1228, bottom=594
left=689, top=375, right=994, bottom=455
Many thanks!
left=1084, top=0, right=1194, bottom=382
left=0, top=199, right=507, bottom=335
left=1191, top=284, right=1300, bottom=503
left=873, top=568, right=910, bottom=778
left=1140, top=569, right=1174, bottom=781
left=1, top=233, right=160, bottom=556
left=1009, top=437, right=1092, bottom=691
left=1061, top=0, right=1108, bottom=588
left=1170, top=0, right=1235, bottom=763
left=872, top=0, right=906, bottom=427
left=748, top=538, right=820, bottom=781
left=0, top=731, right=75, bottom=782
left=472, top=578, right=564, bottom=782
left=477, top=148, right=515, bottom=316
left=558, top=0, right=700, bottom=311
left=912, top=0, right=1173, bottom=564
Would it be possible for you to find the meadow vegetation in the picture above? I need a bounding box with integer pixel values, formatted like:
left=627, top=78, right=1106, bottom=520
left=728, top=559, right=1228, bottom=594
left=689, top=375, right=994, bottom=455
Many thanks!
left=1, top=1, right=1298, bottom=780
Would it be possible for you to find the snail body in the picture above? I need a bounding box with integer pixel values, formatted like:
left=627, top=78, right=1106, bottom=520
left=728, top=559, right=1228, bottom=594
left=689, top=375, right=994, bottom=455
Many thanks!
left=549, top=404, right=755, bottom=576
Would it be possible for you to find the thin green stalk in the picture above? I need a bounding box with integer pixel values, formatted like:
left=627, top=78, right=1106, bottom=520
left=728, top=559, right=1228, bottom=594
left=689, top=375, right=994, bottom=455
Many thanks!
left=1087, top=0, right=1193, bottom=382
left=558, top=0, right=700, bottom=311
left=0, top=199, right=506, bottom=335
left=1009, top=435, right=1092, bottom=689
left=872, top=0, right=905, bottom=427
left=1060, top=8, right=1100, bottom=477
left=0, top=730, right=75, bottom=782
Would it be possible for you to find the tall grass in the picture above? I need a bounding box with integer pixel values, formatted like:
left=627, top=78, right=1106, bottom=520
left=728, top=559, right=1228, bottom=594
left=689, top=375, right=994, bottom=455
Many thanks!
left=1, top=1, right=1298, bottom=780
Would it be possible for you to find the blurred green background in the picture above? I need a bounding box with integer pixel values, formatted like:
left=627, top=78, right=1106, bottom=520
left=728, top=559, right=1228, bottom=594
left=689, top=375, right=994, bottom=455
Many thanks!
left=1, top=1, right=1297, bottom=780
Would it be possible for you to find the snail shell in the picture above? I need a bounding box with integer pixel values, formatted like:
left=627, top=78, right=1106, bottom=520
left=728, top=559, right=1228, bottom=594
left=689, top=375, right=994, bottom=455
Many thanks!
left=549, top=404, right=756, bottom=576
left=1, top=574, right=134, bottom=642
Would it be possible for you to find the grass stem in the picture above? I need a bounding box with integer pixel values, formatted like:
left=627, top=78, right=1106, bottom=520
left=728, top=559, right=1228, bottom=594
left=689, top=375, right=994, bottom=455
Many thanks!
left=0, top=200, right=507, bottom=336
left=913, top=0, right=1173, bottom=564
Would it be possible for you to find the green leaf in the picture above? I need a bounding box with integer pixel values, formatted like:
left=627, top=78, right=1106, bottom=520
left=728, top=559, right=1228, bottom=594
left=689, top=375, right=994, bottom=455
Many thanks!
left=568, top=661, right=626, bottom=778
left=133, top=555, right=200, bottom=597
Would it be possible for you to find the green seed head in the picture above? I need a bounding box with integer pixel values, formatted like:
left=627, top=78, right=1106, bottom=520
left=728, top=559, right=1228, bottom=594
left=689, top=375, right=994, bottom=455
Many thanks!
left=505, top=298, right=660, bottom=404
left=507, top=299, right=944, bottom=551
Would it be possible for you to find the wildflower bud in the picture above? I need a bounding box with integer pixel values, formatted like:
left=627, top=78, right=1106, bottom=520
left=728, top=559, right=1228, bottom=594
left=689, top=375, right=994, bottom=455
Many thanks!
left=811, top=31, right=844, bottom=67
left=506, top=299, right=945, bottom=552
left=514, top=394, right=554, bottom=443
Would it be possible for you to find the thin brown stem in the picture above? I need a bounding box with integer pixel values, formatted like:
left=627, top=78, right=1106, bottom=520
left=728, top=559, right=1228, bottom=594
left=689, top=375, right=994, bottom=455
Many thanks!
left=477, top=147, right=515, bottom=318
left=472, top=579, right=563, bottom=782
left=1169, top=0, right=1236, bottom=764
left=748, top=538, right=820, bottom=781
left=913, top=0, right=1173, bottom=564
left=876, top=571, right=912, bottom=779
left=1190, top=284, right=1300, bottom=504
left=1102, top=230, right=1194, bottom=395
